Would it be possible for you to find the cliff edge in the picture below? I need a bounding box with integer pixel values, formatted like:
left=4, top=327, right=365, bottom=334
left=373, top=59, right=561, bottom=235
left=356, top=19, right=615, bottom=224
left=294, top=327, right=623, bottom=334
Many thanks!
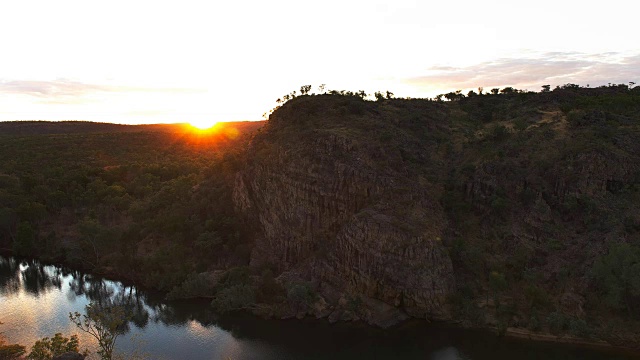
left=234, top=95, right=456, bottom=325
left=233, top=86, right=640, bottom=345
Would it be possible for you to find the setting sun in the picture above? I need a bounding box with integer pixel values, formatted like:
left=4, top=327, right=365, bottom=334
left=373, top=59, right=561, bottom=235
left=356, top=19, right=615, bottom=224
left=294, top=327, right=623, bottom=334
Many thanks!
left=189, top=119, right=218, bottom=130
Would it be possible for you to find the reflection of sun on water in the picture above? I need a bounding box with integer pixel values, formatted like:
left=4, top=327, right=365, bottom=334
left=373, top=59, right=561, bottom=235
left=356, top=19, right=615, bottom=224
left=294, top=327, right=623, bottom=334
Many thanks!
left=187, top=320, right=216, bottom=338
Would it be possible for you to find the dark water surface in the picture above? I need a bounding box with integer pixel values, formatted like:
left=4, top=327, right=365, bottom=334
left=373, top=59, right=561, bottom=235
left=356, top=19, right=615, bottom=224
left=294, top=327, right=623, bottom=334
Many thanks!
left=0, top=256, right=634, bottom=359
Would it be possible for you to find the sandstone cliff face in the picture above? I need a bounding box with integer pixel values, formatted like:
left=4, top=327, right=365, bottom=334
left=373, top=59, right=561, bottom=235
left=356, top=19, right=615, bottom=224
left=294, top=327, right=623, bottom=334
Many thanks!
left=233, top=97, right=456, bottom=324
left=233, top=91, right=640, bottom=336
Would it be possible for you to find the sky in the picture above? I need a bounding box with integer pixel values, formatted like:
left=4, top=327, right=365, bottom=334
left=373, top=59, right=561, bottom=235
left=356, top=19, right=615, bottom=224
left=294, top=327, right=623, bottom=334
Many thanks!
left=0, top=0, right=638, bottom=126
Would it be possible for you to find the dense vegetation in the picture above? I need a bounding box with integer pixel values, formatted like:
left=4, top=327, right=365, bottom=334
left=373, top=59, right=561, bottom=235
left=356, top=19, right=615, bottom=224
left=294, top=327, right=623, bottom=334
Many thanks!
left=2, top=82, right=640, bottom=349
left=433, top=84, right=640, bottom=341
left=257, top=82, right=640, bottom=344
left=0, top=121, right=262, bottom=292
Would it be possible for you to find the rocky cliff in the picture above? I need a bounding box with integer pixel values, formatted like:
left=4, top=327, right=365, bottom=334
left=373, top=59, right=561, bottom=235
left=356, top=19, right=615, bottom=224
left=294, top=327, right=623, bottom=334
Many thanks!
left=234, top=96, right=456, bottom=325
left=233, top=86, right=640, bottom=341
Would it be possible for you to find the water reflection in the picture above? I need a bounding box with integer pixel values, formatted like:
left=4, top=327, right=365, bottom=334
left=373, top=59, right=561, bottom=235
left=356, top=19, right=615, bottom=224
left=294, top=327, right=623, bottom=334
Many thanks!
left=0, top=257, right=20, bottom=295
left=0, top=257, right=218, bottom=339
left=22, top=261, right=62, bottom=296
left=0, top=257, right=62, bottom=296
left=431, top=347, right=470, bottom=360
left=0, top=256, right=637, bottom=360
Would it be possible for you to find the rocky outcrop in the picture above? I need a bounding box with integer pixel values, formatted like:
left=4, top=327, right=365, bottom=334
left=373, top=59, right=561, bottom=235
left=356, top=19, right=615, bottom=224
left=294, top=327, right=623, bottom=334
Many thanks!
left=233, top=96, right=456, bottom=325
left=232, top=90, right=640, bottom=339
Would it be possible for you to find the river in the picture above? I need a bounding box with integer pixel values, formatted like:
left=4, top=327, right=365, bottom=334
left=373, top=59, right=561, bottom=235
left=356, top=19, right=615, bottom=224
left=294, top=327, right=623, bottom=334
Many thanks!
left=0, top=256, right=633, bottom=359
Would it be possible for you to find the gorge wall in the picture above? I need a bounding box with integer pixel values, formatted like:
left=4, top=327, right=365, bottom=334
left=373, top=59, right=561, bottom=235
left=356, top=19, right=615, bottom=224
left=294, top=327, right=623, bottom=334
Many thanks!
left=232, top=87, right=640, bottom=341
left=234, top=95, right=456, bottom=324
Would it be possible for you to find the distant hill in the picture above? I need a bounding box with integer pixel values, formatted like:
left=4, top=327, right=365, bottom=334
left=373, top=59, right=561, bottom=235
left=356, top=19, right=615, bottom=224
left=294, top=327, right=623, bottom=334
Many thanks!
left=0, top=120, right=265, bottom=136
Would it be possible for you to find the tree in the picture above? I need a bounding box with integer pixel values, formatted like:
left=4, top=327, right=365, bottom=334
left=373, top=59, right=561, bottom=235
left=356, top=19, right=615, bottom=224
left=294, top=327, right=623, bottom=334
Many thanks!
left=286, top=281, right=317, bottom=312
left=541, top=84, right=551, bottom=93
left=69, top=303, right=129, bottom=360
left=16, top=202, right=47, bottom=223
left=490, top=88, right=500, bottom=95
left=560, top=83, right=580, bottom=90
left=77, top=218, right=119, bottom=269
left=0, top=207, right=17, bottom=242
left=13, top=221, right=35, bottom=256
left=488, top=271, right=507, bottom=307
left=0, top=322, right=26, bottom=360
left=444, top=91, right=464, bottom=101
left=211, top=284, right=256, bottom=313
left=299, top=85, right=312, bottom=95
left=374, top=91, right=385, bottom=102
left=0, top=341, right=25, bottom=360
left=592, top=243, right=640, bottom=316
left=27, top=333, right=80, bottom=360
left=500, top=87, right=515, bottom=94
left=444, top=92, right=457, bottom=101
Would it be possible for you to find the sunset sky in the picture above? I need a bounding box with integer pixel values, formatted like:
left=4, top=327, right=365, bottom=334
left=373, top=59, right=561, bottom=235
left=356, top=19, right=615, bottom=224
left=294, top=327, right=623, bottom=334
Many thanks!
left=0, top=0, right=638, bottom=125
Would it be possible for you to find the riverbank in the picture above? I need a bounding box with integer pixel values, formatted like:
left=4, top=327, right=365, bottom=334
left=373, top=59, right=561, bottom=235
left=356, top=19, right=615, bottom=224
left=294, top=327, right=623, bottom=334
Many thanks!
left=4, top=249, right=640, bottom=357
left=394, top=320, right=640, bottom=358
left=2, top=253, right=639, bottom=360
left=503, top=326, right=638, bottom=357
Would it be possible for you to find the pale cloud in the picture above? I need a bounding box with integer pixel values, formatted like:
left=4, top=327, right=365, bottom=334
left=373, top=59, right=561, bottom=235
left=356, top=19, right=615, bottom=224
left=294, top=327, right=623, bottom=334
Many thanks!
left=1, top=1, right=639, bottom=123
left=0, top=79, right=206, bottom=102
left=0, top=79, right=109, bottom=97
left=125, top=109, right=174, bottom=117
left=404, top=52, right=640, bottom=94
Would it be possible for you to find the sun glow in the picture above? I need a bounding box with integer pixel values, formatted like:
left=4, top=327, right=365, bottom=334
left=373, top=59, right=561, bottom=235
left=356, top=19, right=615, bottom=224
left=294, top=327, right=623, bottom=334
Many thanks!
left=189, top=119, right=218, bottom=130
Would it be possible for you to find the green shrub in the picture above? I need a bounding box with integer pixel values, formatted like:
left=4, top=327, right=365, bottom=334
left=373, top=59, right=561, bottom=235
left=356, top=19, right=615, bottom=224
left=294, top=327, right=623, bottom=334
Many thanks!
left=490, top=196, right=508, bottom=217
left=592, top=243, right=640, bottom=316
left=28, top=333, right=80, bottom=360
left=528, top=308, right=541, bottom=331
left=257, top=269, right=285, bottom=302
left=167, top=273, right=213, bottom=300
left=489, top=271, right=507, bottom=305
left=0, top=339, right=26, bottom=360
left=211, top=284, right=256, bottom=313
left=491, top=125, right=509, bottom=141
left=346, top=294, right=364, bottom=313
left=546, top=238, right=564, bottom=251
left=524, top=285, right=548, bottom=310
left=568, top=318, right=591, bottom=338
left=546, top=311, right=569, bottom=334
left=218, top=267, right=251, bottom=288
left=286, top=281, right=317, bottom=311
